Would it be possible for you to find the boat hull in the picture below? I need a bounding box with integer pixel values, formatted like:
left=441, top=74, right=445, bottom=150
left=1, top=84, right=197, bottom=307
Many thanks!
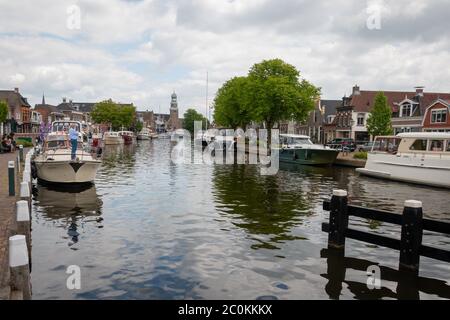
left=104, top=137, right=123, bottom=145
left=279, top=148, right=339, bottom=165
left=137, top=134, right=150, bottom=140
left=356, top=153, right=450, bottom=188
left=34, top=160, right=101, bottom=184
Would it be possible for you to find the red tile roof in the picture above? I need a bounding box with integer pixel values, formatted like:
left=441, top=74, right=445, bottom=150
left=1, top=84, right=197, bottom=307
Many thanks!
left=348, top=90, right=450, bottom=114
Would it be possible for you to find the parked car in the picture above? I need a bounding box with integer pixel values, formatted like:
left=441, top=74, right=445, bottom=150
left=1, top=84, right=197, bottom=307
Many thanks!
left=326, top=138, right=356, bottom=152
left=358, top=141, right=397, bottom=152
left=358, top=141, right=377, bottom=152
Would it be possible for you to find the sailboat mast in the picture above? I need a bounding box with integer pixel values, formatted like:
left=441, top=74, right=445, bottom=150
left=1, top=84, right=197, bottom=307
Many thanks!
left=205, top=71, right=209, bottom=130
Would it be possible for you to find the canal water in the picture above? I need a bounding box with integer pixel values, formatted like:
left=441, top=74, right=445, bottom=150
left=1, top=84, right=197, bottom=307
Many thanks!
left=31, top=139, right=450, bottom=299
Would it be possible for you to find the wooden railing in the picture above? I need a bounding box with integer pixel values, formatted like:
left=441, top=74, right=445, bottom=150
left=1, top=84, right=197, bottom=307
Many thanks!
left=322, top=190, right=450, bottom=276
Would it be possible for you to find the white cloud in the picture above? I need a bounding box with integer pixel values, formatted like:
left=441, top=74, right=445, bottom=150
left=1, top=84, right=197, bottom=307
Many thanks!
left=0, top=0, right=449, bottom=116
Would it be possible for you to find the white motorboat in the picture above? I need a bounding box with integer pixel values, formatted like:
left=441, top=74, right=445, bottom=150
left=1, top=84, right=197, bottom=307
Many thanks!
left=32, top=122, right=102, bottom=184
left=170, top=129, right=187, bottom=142
left=104, top=131, right=124, bottom=145
left=356, top=132, right=450, bottom=188
left=137, top=127, right=151, bottom=140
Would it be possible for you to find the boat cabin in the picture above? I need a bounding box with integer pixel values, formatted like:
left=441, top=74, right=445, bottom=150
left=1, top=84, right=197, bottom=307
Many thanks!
left=372, top=132, right=450, bottom=154
left=51, top=120, right=82, bottom=133
left=45, top=133, right=83, bottom=150
left=280, top=134, right=313, bottom=148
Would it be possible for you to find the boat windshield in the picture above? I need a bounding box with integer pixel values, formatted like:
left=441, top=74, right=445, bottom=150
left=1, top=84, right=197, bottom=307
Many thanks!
left=371, top=137, right=401, bottom=153
left=52, top=122, right=81, bottom=133
left=292, top=138, right=313, bottom=145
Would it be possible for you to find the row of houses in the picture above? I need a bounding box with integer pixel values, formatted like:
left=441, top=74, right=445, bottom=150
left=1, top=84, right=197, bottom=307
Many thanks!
left=0, top=88, right=182, bottom=135
left=291, top=85, right=450, bottom=144
left=2, top=86, right=449, bottom=140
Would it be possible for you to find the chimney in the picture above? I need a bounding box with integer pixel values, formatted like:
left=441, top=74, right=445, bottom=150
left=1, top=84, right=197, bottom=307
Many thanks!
left=14, top=87, right=19, bottom=93
left=352, top=85, right=360, bottom=96
left=63, top=97, right=67, bottom=103
left=415, top=86, right=424, bottom=97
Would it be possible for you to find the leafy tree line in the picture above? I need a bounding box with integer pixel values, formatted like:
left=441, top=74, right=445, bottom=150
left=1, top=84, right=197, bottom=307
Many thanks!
left=213, top=59, right=321, bottom=142
left=182, top=108, right=209, bottom=134
left=91, top=99, right=142, bottom=131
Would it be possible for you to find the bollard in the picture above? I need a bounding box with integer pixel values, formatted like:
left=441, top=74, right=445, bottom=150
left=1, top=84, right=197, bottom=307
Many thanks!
left=16, top=200, right=30, bottom=222
left=20, top=181, right=30, bottom=198
left=19, top=145, right=24, bottom=162
left=23, top=170, right=31, bottom=183
left=327, top=189, right=349, bottom=250
left=399, top=200, right=423, bottom=276
left=16, top=200, right=32, bottom=265
left=8, top=161, right=15, bottom=196
left=9, top=235, right=31, bottom=300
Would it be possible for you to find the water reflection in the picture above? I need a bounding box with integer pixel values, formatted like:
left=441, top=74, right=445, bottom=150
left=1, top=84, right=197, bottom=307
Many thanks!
left=212, top=164, right=313, bottom=250
left=31, top=139, right=450, bottom=300
left=33, top=184, right=103, bottom=246
left=321, top=248, right=450, bottom=300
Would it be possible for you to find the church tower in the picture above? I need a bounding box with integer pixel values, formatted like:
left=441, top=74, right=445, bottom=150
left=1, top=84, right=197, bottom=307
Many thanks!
left=168, top=91, right=180, bottom=130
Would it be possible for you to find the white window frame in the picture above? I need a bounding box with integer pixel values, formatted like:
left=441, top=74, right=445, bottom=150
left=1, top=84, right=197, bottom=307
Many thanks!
left=431, top=108, right=447, bottom=124
left=400, top=103, right=412, bottom=117
left=357, top=113, right=365, bottom=126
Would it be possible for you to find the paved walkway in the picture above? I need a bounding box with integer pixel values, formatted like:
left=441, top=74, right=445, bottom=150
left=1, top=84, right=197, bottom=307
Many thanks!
left=0, top=151, right=22, bottom=299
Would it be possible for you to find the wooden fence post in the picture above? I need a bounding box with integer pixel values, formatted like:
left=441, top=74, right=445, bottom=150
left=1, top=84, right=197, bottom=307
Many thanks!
left=399, top=200, right=423, bottom=276
left=328, top=189, right=348, bottom=250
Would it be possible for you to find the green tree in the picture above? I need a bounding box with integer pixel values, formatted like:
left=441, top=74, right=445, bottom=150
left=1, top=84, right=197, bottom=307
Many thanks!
left=0, top=100, right=8, bottom=123
left=91, top=100, right=136, bottom=130
left=117, top=104, right=136, bottom=129
left=213, top=77, right=251, bottom=129
left=134, top=121, right=144, bottom=133
left=247, top=59, right=320, bottom=135
left=0, top=100, right=8, bottom=136
left=183, top=108, right=208, bottom=134
left=366, top=92, right=393, bottom=137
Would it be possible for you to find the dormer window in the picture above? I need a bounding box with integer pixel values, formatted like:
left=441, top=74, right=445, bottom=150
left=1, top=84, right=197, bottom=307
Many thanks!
left=400, top=103, right=412, bottom=117
left=431, top=109, right=447, bottom=123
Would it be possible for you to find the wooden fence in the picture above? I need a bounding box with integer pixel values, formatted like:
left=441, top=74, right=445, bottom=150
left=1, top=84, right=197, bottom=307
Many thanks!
left=322, top=190, right=450, bottom=276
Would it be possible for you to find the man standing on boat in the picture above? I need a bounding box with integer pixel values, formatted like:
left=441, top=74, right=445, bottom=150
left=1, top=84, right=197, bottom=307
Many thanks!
left=69, top=124, right=79, bottom=161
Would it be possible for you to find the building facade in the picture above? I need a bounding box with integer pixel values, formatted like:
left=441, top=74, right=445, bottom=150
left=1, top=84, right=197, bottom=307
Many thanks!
left=422, top=99, right=450, bottom=132
left=297, top=99, right=341, bottom=144
left=334, top=85, right=450, bottom=141
left=0, top=88, right=34, bottom=134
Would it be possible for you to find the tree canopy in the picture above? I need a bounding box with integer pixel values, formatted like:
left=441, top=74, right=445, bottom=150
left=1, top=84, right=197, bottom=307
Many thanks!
left=0, top=100, right=8, bottom=124
left=183, top=108, right=208, bottom=134
left=366, top=92, right=393, bottom=137
left=91, top=99, right=136, bottom=131
left=246, top=59, right=320, bottom=129
left=213, top=59, right=320, bottom=134
left=213, top=77, right=251, bottom=129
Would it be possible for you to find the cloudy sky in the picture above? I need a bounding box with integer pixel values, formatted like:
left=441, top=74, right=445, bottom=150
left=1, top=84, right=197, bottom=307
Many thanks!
left=0, top=0, right=449, bottom=116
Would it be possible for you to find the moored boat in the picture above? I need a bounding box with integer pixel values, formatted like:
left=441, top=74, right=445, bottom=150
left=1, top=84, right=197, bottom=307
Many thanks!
left=279, top=134, right=339, bottom=165
left=118, top=130, right=136, bottom=145
left=356, top=132, right=450, bottom=188
left=137, top=128, right=151, bottom=140
left=103, top=131, right=123, bottom=145
left=32, top=122, right=102, bottom=184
